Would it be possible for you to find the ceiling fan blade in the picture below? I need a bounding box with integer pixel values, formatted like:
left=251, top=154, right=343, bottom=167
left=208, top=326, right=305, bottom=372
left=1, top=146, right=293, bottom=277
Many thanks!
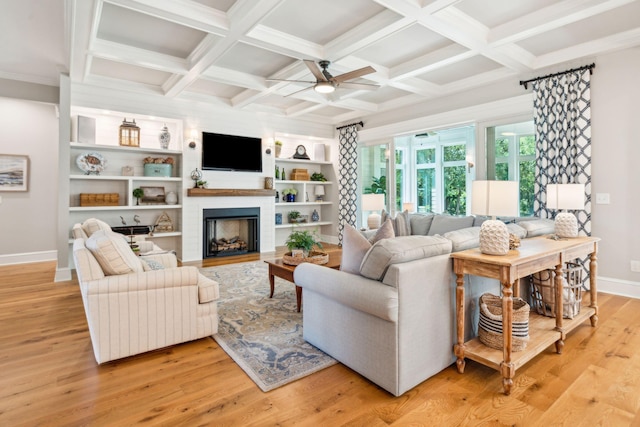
left=284, top=85, right=313, bottom=97
left=338, top=82, right=379, bottom=91
left=304, top=60, right=327, bottom=82
left=332, top=66, right=376, bottom=83
left=267, top=78, right=316, bottom=84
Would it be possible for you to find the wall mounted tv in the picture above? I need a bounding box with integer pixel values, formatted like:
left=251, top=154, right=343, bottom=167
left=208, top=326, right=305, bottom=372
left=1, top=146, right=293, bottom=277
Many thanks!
left=201, top=132, right=263, bottom=172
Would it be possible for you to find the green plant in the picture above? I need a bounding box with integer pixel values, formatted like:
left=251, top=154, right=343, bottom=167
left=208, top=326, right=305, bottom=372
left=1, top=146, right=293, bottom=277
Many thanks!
left=310, top=172, right=327, bottom=182
left=197, top=180, right=207, bottom=188
left=132, top=188, right=143, bottom=205
left=288, top=210, right=301, bottom=220
left=364, top=175, right=386, bottom=194
left=282, top=188, right=297, bottom=196
left=285, top=229, right=323, bottom=253
left=275, top=140, right=283, bottom=146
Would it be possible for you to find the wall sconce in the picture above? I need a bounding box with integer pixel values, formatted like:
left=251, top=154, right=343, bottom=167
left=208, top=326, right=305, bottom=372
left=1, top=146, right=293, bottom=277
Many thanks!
left=188, top=129, right=197, bottom=149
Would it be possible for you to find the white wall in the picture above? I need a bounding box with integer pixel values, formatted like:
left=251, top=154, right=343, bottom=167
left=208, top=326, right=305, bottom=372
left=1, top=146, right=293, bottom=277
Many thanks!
left=0, top=97, right=59, bottom=264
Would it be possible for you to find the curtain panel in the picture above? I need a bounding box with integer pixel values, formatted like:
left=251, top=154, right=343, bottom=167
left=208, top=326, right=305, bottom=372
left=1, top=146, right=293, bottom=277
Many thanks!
left=532, top=68, right=592, bottom=236
left=337, top=125, right=359, bottom=244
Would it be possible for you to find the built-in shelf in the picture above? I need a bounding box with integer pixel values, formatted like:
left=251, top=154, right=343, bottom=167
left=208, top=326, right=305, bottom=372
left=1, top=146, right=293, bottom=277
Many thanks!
left=187, top=188, right=277, bottom=197
left=70, top=205, right=182, bottom=212
left=276, top=202, right=332, bottom=207
left=275, top=221, right=332, bottom=229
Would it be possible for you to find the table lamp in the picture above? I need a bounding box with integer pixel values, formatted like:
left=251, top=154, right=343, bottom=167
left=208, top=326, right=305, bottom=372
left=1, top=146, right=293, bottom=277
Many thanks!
left=362, top=193, right=385, bottom=229
left=471, top=180, right=519, bottom=255
left=402, top=202, right=415, bottom=212
left=546, top=183, right=585, bottom=238
left=314, top=185, right=325, bottom=201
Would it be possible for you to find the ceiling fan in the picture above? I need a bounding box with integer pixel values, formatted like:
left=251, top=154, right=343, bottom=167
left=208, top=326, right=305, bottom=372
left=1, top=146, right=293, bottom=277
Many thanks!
left=269, top=60, right=378, bottom=96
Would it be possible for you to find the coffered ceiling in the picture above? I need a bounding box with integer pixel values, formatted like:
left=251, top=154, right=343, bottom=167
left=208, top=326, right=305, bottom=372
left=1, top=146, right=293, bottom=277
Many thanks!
left=3, top=0, right=640, bottom=124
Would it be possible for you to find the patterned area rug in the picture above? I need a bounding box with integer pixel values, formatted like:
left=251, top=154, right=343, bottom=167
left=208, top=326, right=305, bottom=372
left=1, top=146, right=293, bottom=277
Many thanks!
left=199, top=261, right=336, bottom=392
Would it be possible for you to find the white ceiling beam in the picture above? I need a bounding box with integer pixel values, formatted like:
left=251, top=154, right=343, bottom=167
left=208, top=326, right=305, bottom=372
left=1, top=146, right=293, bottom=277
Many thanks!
left=390, top=43, right=473, bottom=80
left=389, top=77, right=443, bottom=97
left=244, top=25, right=324, bottom=60
left=91, top=39, right=189, bottom=74
left=489, top=0, right=637, bottom=46
left=200, top=66, right=266, bottom=91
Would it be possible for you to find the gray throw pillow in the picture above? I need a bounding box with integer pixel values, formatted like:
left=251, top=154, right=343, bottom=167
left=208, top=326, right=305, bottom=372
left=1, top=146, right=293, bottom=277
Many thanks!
left=410, top=214, right=435, bottom=235
left=428, top=215, right=474, bottom=236
left=340, top=220, right=394, bottom=275
left=394, top=210, right=412, bottom=236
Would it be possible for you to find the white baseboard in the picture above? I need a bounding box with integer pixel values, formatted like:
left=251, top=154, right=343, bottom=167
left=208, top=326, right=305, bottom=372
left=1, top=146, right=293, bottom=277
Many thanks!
left=0, top=250, right=57, bottom=266
left=598, top=276, right=640, bottom=299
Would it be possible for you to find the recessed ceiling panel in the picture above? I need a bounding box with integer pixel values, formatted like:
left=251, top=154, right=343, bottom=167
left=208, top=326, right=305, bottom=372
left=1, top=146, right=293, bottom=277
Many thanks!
left=91, top=58, right=172, bottom=86
left=191, top=0, right=236, bottom=12
left=357, top=23, right=451, bottom=68
left=217, top=42, right=296, bottom=76
left=309, top=105, right=354, bottom=117
left=417, top=55, right=502, bottom=85
left=252, top=94, right=302, bottom=110
left=98, top=3, right=207, bottom=58
left=517, top=1, right=640, bottom=56
left=455, top=0, right=557, bottom=27
left=354, top=86, right=412, bottom=103
left=262, top=0, right=387, bottom=45
left=186, top=78, right=245, bottom=99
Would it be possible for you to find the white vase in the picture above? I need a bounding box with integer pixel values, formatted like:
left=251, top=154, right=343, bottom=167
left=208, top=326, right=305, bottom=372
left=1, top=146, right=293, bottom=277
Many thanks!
left=159, top=124, right=171, bottom=149
left=165, top=191, right=178, bottom=205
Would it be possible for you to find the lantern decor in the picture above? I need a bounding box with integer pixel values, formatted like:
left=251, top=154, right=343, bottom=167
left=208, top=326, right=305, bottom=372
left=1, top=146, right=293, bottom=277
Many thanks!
left=119, top=118, right=140, bottom=147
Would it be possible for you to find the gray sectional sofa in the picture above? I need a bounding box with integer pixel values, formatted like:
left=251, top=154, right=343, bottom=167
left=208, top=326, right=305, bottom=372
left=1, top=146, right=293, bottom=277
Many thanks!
left=294, top=212, right=554, bottom=396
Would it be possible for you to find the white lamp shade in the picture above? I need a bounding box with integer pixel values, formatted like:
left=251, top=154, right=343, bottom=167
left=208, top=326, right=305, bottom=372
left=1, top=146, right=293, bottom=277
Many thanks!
left=314, top=185, right=325, bottom=196
left=362, top=193, right=385, bottom=211
left=402, top=202, right=415, bottom=212
left=546, top=183, right=585, bottom=210
left=471, top=180, right=519, bottom=217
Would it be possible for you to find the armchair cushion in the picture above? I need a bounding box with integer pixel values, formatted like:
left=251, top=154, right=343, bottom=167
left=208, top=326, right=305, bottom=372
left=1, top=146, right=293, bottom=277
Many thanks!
left=85, top=230, right=143, bottom=275
left=81, top=218, right=112, bottom=237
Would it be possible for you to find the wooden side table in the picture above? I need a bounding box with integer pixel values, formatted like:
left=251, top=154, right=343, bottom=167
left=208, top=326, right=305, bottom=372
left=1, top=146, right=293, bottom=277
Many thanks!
left=451, top=235, right=599, bottom=395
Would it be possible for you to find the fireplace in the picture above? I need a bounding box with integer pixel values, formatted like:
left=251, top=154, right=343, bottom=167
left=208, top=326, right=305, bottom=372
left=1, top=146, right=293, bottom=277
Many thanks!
left=203, top=208, right=260, bottom=258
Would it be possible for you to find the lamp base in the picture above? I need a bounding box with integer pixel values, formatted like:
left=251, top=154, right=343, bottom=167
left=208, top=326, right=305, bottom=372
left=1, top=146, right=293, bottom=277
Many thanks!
left=555, top=212, right=579, bottom=238
left=367, top=213, right=381, bottom=230
left=479, top=220, right=510, bottom=255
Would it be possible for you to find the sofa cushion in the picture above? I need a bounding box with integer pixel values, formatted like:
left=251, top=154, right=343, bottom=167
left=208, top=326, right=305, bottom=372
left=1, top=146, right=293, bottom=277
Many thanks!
left=444, top=227, right=480, bottom=252
left=360, top=235, right=452, bottom=281
left=341, top=220, right=394, bottom=275
left=81, top=218, right=112, bottom=237
left=428, top=215, right=474, bottom=236
left=394, top=210, right=412, bottom=236
left=85, top=230, right=144, bottom=275
left=518, top=218, right=555, bottom=237
left=507, top=223, right=528, bottom=239
left=410, top=213, right=434, bottom=235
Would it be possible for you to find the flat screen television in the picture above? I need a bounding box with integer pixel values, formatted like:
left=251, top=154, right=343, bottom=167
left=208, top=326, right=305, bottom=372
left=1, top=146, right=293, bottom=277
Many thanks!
left=201, top=132, right=263, bottom=172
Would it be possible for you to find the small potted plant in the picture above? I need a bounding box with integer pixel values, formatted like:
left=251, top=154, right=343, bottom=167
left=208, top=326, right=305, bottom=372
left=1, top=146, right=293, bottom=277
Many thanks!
left=132, top=187, right=144, bottom=205
left=197, top=180, right=207, bottom=189
left=282, top=188, right=297, bottom=202
left=285, top=229, right=323, bottom=257
left=310, top=172, right=327, bottom=182
left=288, top=210, right=303, bottom=223
left=275, top=140, right=283, bottom=158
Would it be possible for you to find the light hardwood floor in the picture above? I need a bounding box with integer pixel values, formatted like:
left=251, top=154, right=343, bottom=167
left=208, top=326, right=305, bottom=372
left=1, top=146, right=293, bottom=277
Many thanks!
left=1, top=254, right=640, bottom=426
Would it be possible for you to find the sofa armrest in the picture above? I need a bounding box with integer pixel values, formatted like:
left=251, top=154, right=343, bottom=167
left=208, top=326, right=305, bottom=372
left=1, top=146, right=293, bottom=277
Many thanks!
left=139, top=252, right=178, bottom=268
left=294, top=264, right=398, bottom=322
left=83, top=266, right=200, bottom=295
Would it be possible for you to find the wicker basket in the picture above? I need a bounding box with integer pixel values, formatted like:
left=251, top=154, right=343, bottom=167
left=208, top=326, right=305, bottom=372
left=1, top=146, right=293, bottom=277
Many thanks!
left=478, top=293, right=530, bottom=352
left=530, top=262, right=583, bottom=319
left=282, top=251, right=328, bottom=266
left=79, top=193, right=119, bottom=206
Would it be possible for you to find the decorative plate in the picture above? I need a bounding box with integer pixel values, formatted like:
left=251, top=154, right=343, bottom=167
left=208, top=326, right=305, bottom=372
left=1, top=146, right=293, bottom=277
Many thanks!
left=76, top=152, right=106, bottom=175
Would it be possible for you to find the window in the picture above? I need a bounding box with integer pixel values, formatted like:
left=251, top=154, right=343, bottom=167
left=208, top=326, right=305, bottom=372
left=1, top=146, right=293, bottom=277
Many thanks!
left=486, top=120, right=535, bottom=216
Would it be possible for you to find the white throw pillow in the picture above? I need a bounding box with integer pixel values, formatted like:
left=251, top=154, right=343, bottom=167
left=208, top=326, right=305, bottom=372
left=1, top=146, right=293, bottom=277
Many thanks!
left=340, top=220, right=394, bottom=275
left=81, top=218, right=112, bottom=237
left=85, top=230, right=143, bottom=275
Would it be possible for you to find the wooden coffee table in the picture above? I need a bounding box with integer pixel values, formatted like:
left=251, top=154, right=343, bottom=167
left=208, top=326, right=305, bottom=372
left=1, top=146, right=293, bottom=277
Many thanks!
left=265, top=250, right=341, bottom=312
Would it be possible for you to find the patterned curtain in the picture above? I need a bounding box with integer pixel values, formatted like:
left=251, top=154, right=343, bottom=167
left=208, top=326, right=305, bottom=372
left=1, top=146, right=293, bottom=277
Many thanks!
left=337, top=125, right=359, bottom=244
left=532, top=68, right=592, bottom=236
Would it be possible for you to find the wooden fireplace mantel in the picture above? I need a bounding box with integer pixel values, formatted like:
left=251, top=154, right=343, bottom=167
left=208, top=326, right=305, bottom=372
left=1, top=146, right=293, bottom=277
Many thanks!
left=187, top=188, right=276, bottom=197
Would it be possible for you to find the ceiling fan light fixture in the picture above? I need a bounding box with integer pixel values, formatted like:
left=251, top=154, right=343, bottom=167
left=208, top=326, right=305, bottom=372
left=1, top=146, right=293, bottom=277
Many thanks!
left=314, top=81, right=335, bottom=93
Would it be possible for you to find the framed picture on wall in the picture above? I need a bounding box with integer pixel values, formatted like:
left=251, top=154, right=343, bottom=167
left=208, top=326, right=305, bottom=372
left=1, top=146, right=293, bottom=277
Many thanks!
left=0, top=154, right=29, bottom=192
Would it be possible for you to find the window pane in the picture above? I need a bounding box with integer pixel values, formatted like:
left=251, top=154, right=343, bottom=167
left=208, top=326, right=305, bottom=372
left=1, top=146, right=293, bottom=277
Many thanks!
left=417, top=169, right=435, bottom=212
left=519, top=135, right=535, bottom=156
left=495, top=138, right=509, bottom=157
left=444, top=165, right=466, bottom=215
left=396, top=168, right=403, bottom=211
left=519, top=160, right=535, bottom=216
left=416, top=148, right=435, bottom=164
left=396, top=150, right=403, bottom=164
left=443, top=144, right=466, bottom=162
left=495, top=163, right=509, bottom=180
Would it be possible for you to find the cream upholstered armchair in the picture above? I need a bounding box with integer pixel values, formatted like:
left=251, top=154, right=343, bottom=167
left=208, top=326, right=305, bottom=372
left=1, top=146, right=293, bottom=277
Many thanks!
left=71, top=219, right=219, bottom=364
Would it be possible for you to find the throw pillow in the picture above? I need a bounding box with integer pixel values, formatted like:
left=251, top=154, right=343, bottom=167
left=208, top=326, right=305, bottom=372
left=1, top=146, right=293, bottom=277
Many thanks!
left=141, top=258, right=165, bottom=271
left=428, top=215, right=474, bottom=236
left=360, top=235, right=453, bottom=281
left=410, top=213, right=435, bottom=235
left=394, top=210, right=412, bottom=236
left=85, top=230, right=143, bottom=275
left=340, top=220, right=394, bottom=275
left=81, top=218, right=112, bottom=237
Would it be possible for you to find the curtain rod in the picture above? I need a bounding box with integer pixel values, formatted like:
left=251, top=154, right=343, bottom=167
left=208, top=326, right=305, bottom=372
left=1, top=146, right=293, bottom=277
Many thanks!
left=336, top=121, right=364, bottom=130
left=519, top=63, right=595, bottom=89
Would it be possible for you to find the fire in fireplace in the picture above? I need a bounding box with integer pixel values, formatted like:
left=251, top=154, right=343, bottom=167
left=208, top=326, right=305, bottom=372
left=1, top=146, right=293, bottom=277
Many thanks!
left=203, top=208, right=259, bottom=258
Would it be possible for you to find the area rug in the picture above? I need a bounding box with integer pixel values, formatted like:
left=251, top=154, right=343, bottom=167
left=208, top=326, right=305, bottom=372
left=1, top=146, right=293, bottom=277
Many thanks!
left=199, top=261, right=336, bottom=392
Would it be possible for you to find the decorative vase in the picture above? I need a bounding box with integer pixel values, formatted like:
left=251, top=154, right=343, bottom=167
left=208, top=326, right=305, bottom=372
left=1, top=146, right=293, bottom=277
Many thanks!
left=285, top=194, right=295, bottom=202
left=311, top=209, right=320, bottom=222
left=159, top=124, right=171, bottom=149
left=165, top=191, right=178, bottom=205
left=275, top=145, right=282, bottom=158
